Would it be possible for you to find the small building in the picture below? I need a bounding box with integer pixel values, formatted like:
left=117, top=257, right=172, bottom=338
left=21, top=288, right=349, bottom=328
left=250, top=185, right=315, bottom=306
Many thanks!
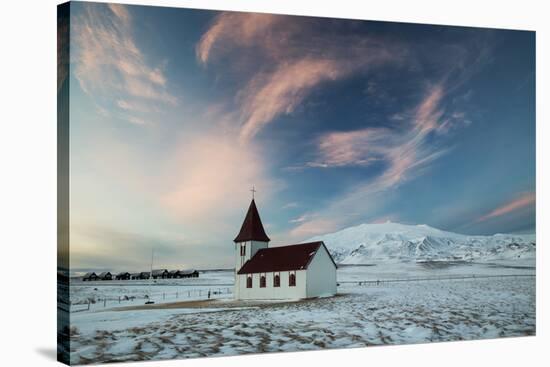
left=115, top=272, right=131, bottom=280
left=98, top=272, right=112, bottom=281
left=152, top=269, right=169, bottom=279
left=233, top=198, right=337, bottom=300
left=82, top=272, right=99, bottom=281
left=130, top=272, right=150, bottom=280
left=168, top=270, right=179, bottom=278
left=179, top=269, right=199, bottom=278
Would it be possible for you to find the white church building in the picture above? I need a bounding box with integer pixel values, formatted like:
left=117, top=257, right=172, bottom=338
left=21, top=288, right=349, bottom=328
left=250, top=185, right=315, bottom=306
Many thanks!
left=233, top=198, right=337, bottom=300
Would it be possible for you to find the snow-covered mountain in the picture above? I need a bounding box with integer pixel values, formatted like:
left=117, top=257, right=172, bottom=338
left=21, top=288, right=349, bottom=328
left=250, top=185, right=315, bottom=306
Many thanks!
left=307, top=222, right=535, bottom=264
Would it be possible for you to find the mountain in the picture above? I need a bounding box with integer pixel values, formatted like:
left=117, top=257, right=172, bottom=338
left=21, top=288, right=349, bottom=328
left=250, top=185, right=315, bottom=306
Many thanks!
left=307, top=222, right=535, bottom=264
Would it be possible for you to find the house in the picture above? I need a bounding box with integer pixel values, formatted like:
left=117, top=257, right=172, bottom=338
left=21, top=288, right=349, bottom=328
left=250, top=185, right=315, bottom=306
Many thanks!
left=115, top=272, right=131, bottom=280
left=166, top=269, right=199, bottom=278
left=233, top=198, right=337, bottom=300
left=130, top=272, right=150, bottom=280
left=152, top=269, right=169, bottom=279
left=82, top=272, right=99, bottom=281
left=98, top=272, right=112, bottom=281
left=179, top=269, right=199, bottom=278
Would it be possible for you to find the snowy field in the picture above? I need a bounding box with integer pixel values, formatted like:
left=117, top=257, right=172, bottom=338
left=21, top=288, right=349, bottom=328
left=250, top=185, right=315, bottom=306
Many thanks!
left=69, top=270, right=234, bottom=312
left=68, top=261, right=534, bottom=312
left=69, top=262, right=535, bottom=365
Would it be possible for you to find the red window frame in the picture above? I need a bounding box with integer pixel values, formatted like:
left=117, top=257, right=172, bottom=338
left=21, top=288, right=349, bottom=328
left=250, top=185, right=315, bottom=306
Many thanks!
left=273, top=273, right=280, bottom=287
left=260, top=273, right=266, bottom=288
left=289, top=271, right=296, bottom=287
left=246, top=275, right=252, bottom=288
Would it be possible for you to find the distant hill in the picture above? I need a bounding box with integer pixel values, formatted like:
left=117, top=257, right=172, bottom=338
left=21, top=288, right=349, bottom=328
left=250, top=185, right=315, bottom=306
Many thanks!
left=307, top=222, right=535, bottom=264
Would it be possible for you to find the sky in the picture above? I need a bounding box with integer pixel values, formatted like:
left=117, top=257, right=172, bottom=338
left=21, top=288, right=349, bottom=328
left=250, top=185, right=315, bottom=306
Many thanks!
left=64, top=2, right=536, bottom=271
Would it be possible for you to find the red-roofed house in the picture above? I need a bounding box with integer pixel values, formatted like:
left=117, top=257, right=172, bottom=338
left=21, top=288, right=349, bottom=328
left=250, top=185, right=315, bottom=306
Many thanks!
left=234, top=198, right=337, bottom=300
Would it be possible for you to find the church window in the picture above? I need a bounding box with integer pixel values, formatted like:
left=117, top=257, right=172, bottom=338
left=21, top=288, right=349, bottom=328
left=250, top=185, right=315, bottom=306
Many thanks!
left=260, top=273, right=266, bottom=288
left=273, top=273, right=280, bottom=287
left=289, top=271, right=296, bottom=287
left=240, top=244, right=246, bottom=256
left=246, top=275, right=252, bottom=288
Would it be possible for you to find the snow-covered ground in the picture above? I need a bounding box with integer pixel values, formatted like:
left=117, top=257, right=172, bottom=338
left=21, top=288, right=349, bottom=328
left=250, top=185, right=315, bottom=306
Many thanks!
left=70, top=270, right=233, bottom=312
left=69, top=261, right=534, bottom=313
left=337, top=260, right=534, bottom=281
left=69, top=263, right=535, bottom=364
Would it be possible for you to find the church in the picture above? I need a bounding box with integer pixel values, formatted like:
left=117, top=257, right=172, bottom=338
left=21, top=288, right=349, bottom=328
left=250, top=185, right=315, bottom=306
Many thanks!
left=233, top=196, right=337, bottom=300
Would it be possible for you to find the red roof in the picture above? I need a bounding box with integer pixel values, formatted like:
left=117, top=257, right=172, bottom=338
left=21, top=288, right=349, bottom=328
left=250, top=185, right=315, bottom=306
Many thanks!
left=234, top=199, right=271, bottom=243
left=237, top=241, right=336, bottom=274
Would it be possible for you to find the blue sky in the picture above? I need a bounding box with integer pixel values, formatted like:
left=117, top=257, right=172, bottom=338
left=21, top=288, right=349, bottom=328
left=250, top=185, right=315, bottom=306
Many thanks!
left=66, top=2, right=535, bottom=270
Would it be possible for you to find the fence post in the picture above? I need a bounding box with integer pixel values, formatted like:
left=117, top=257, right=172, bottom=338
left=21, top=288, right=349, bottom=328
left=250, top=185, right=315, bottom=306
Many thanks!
left=88, top=300, right=90, bottom=311
left=104, top=298, right=106, bottom=308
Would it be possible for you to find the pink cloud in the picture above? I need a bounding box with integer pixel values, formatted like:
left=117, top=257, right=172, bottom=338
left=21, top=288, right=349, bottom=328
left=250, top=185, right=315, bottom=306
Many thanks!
left=414, top=85, right=444, bottom=132
left=477, top=192, right=536, bottom=222
left=289, top=218, right=339, bottom=239
left=236, top=54, right=397, bottom=142
left=310, top=84, right=452, bottom=193
left=238, top=58, right=346, bottom=143
left=197, top=12, right=403, bottom=143
left=160, top=131, right=283, bottom=227
left=197, top=13, right=281, bottom=64
left=314, top=128, right=393, bottom=167
left=289, top=84, right=458, bottom=239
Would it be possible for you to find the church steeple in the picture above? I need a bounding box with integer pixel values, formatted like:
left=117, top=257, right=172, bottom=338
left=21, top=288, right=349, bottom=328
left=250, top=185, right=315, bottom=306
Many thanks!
left=234, top=198, right=271, bottom=243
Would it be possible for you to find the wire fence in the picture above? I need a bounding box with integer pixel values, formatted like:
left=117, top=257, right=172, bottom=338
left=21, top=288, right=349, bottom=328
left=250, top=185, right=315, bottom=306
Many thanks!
left=71, top=287, right=233, bottom=312
left=71, top=274, right=535, bottom=312
left=337, top=273, right=535, bottom=287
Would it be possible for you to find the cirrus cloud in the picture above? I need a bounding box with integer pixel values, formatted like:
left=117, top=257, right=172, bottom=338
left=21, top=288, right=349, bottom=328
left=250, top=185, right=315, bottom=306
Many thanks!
left=197, top=12, right=405, bottom=143
left=288, top=83, right=467, bottom=240
left=477, top=192, right=536, bottom=223
left=73, top=3, right=177, bottom=124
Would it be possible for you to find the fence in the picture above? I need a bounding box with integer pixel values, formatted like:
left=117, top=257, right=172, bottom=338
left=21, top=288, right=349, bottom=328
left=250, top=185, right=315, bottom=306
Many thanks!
left=337, top=273, right=535, bottom=287
left=71, top=286, right=233, bottom=312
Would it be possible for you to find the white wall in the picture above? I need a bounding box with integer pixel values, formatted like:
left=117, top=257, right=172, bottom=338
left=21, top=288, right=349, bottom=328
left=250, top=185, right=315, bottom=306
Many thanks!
left=306, top=245, right=337, bottom=298
left=235, top=244, right=337, bottom=300
left=234, top=241, right=269, bottom=272
left=236, top=270, right=306, bottom=300
left=234, top=240, right=269, bottom=299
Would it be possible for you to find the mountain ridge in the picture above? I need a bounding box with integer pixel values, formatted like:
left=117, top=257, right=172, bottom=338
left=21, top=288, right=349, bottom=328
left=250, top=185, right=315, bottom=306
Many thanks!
left=306, top=221, right=535, bottom=264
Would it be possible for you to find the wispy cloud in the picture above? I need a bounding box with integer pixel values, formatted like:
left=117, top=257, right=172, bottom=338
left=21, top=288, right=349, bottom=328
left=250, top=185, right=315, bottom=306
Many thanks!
left=477, top=192, right=536, bottom=223
left=197, top=12, right=404, bottom=143
left=288, top=83, right=469, bottom=240
left=312, top=127, right=393, bottom=168
left=289, top=213, right=312, bottom=223
left=73, top=3, right=176, bottom=123
left=197, top=13, right=281, bottom=65
left=310, top=84, right=454, bottom=192
left=197, top=12, right=489, bottom=241
left=290, top=218, right=339, bottom=239
left=238, top=58, right=346, bottom=143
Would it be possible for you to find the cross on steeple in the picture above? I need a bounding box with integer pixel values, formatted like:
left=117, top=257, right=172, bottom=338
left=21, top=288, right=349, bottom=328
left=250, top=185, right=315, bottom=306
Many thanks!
left=250, top=186, right=256, bottom=200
